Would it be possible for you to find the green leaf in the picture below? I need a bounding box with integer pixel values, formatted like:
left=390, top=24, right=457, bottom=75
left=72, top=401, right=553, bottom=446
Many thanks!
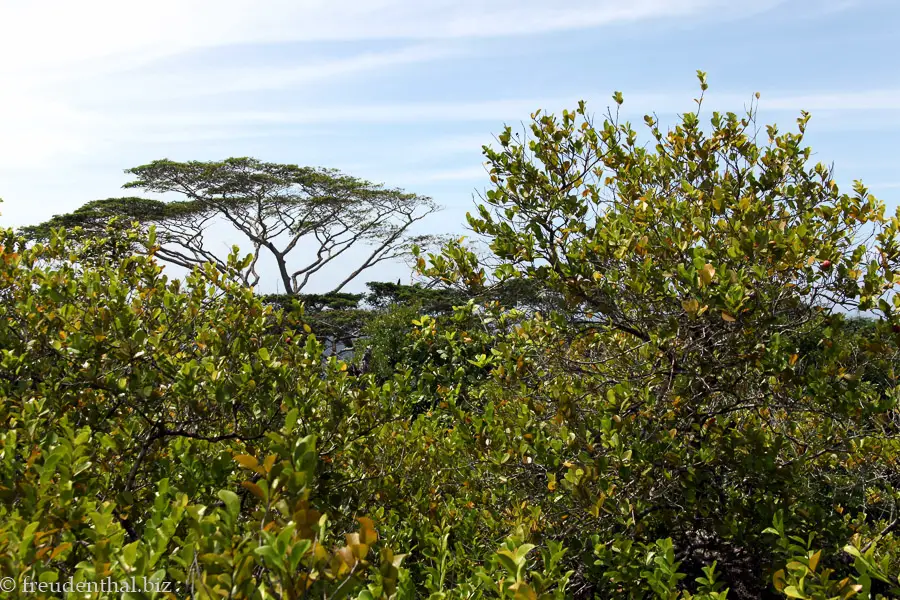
left=217, top=489, right=240, bottom=520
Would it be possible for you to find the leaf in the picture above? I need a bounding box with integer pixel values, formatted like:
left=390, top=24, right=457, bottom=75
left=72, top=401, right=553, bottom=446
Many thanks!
left=515, top=543, right=536, bottom=562
left=234, top=454, right=259, bottom=470
left=255, top=545, right=284, bottom=569
left=808, top=549, right=821, bottom=572
left=721, top=311, right=736, bottom=322
left=358, top=517, right=378, bottom=545
left=217, top=489, right=241, bottom=520
left=496, top=550, right=519, bottom=577
left=512, top=583, right=538, bottom=600
left=782, top=586, right=808, bottom=599
left=263, top=454, right=277, bottom=474
left=773, top=569, right=787, bottom=592
left=288, top=539, right=312, bottom=571
left=241, top=481, right=266, bottom=500
left=682, top=299, right=700, bottom=316
left=284, top=408, right=299, bottom=433
left=50, top=542, right=72, bottom=560
left=699, top=263, right=716, bottom=286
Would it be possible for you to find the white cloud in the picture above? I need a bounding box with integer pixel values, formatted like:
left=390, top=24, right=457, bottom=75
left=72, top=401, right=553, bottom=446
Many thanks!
left=0, top=0, right=729, bottom=78
left=1, top=0, right=728, bottom=169
left=118, top=98, right=578, bottom=128
left=98, top=44, right=463, bottom=102
left=104, top=89, right=900, bottom=135
left=0, top=91, right=94, bottom=168
left=11, top=0, right=843, bottom=155
left=0, top=43, right=461, bottom=167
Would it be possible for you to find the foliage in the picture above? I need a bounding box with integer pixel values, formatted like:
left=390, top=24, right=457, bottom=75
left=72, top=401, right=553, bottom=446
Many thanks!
left=4, top=76, right=900, bottom=599
left=416, top=73, right=900, bottom=597
left=21, top=158, right=440, bottom=293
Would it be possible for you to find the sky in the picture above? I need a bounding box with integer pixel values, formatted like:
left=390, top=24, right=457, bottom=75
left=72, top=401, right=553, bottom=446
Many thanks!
left=1, top=0, right=898, bottom=292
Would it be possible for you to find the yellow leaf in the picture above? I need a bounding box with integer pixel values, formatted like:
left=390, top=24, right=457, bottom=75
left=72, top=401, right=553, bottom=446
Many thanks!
left=721, top=311, right=736, bottom=322
left=303, top=323, right=312, bottom=333
left=50, top=542, right=72, bottom=560
left=241, top=481, right=265, bottom=499
left=351, top=542, right=370, bottom=560
left=358, top=517, right=378, bottom=545
left=786, top=561, right=807, bottom=572
left=681, top=299, right=700, bottom=315
left=512, top=583, right=538, bottom=600
left=234, top=454, right=259, bottom=470
left=789, top=353, right=799, bottom=365
left=699, top=263, right=716, bottom=286
left=773, top=569, right=787, bottom=592
left=808, top=549, right=821, bottom=572
left=263, top=454, right=277, bottom=473
left=336, top=546, right=357, bottom=569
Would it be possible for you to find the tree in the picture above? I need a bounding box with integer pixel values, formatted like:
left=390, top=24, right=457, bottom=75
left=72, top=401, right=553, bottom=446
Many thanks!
left=417, top=73, right=900, bottom=597
left=23, top=157, right=439, bottom=293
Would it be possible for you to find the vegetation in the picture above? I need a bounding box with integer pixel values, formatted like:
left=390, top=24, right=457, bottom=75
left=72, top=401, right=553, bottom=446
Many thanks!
left=2, top=75, right=900, bottom=598
left=23, top=158, right=439, bottom=293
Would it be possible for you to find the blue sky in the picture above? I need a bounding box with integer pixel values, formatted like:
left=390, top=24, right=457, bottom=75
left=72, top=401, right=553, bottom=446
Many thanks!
left=1, top=0, right=898, bottom=292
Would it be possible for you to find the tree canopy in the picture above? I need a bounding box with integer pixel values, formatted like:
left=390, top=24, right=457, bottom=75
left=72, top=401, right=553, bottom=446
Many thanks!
left=23, top=158, right=439, bottom=293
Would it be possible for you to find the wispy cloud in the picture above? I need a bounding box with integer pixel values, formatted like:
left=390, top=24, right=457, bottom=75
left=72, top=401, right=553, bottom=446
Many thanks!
left=0, top=0, right=733, bottom=78
left=118, top=99, right=578, bottom=128
left=8, top=85, right=900, bottom=171
left=1, top=0, right=825, bottom=171
left=105, top=88, right=900, bottom=134
left=94, top=44, right=463, bottom=102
